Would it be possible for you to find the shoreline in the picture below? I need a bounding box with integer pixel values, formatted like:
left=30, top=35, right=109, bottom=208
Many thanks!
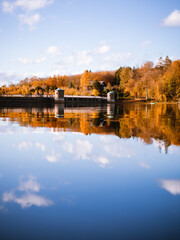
left=0, top=95, right=178, bottom=107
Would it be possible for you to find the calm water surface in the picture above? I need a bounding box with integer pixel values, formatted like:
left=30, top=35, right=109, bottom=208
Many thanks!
left=0, top=103, right=180, bottom=240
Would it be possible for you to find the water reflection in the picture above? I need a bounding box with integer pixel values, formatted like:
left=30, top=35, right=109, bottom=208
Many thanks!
left=159, top=179, right=180, bottom=195
left=17, top=141, right=45, bottom=152
left=2, top=176, right=53, bottom=208
left=55, top=103, right=64, bottom=118
left=3, top=191, right=53, bottom=208
left=0, top=103, right=179, bottom=150
left=139, top=162, right=151, bottom=169
left=0, top=103, right=180, bottom=240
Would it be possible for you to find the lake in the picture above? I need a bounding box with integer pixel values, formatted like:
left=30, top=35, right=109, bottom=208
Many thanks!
left=0, top=103, right=180, bottom=240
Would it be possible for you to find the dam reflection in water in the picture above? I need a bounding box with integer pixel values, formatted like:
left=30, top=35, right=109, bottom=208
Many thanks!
left=54, top=103, right=116, bottom=118
left=0, top=103, right=179, bottom=240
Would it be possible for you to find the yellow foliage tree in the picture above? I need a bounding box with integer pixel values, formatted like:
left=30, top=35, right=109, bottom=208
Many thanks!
left=80, top=70, right=91, bottom=90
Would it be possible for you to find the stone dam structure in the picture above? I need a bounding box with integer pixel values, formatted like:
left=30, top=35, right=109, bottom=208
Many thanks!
left=55, top=88, right=115, bottom=103
left=0, top=88, right=115, bottom=106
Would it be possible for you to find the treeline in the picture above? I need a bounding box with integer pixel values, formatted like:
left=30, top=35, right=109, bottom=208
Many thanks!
left=0, top=57, right=180, bottom=100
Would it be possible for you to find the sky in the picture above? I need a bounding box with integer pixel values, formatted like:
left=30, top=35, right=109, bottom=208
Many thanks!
left=0, top=0, right=180, bottom=86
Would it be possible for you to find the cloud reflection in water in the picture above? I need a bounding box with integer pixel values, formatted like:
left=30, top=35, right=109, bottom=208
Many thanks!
left=2, top=176, right=53, bottom=208
left=18, top=176, right=41, bottom=192
left=3, top=192, right=53, bottom=208
left=159, top=179, right=180, bottom=195
left=46, top=152, right=61, bottom=163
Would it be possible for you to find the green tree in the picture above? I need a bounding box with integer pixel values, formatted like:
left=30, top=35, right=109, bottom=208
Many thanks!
left=69, top=81, right=75, bottom=88
left=114, top=67, right=122, bottom=85
left=164, top=56, right=172, bottom=69
left=92, top=80, right=103, bottom=95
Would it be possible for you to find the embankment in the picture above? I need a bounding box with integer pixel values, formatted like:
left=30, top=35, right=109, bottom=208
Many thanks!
left=0, top=96, right=55, bottom=107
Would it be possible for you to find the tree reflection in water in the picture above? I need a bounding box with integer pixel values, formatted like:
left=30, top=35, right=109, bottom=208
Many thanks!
left=0, top=103, right=179, bottom=153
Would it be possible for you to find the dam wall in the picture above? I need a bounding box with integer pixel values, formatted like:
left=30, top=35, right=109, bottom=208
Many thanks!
left=0, top=90, right=115, bottom=106
left=0, top=96, right=55, bottom=107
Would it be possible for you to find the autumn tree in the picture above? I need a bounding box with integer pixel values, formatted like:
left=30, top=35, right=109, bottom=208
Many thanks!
left=140, top=62, right=154, bottom=99
left=80, top=70, right=91, bottom=90
left=114, top=67, right=123, bottom=85
left=106, top=82, right=112, bottom=91
left=119, top=67, right=132, bottom=96
left=156, top=56, right=172, bottom=71
left=162, top=60, right=180, bottom=100
left=164, top=56, right=172, bottom=69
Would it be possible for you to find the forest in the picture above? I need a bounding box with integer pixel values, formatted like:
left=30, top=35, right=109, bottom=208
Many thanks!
left=0, top=57, right=180, bottom=101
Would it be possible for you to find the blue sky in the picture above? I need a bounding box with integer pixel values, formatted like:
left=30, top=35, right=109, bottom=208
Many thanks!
left=0, top=0, right=180, bottom=86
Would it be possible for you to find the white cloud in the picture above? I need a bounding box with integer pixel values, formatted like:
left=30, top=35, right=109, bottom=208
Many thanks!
left=63, top=55, right=74, bottom=64
left=18, top=141, right=33, bottom=150
left=0, top=124, right=48, bottom=134
left=15, top=0, right=53, bottom=11
left=163, top=10, right=180, bottom=27
left=60, top=43, right=110, bottom=68
left=99, top=136, right=136, bottom=160
left=104, top=142, right=133, bottom=159
left=2, top=0, right=53, bottom=30
left=50, top=43, right=130, bottom=73
left=17, top=141, right=45, bottom=151
left=141, top=40, right=151, bottom=47
left=2, top=175, right=53, bottom=208
left=3, top=191, right=53, bottom=208
left=99, top=52, right=133, bottom=70
left=17, top=57, right=33, bottom=64
left=76, top=50, right=93, bottom=66
left=23, top=72, right=47, bottom=79
left=46, top=152, right=61, bottom=163
left=51, top=64, right=70, bottom=76
left=0, top=70, right=48, bottom=86
left=139, top=162, right=150, bottom=169
left=76, top=139, right=93, bottom=160
left=99, top=63, right=115, bottom=71
left=71, top=70, right=83, bottom=75
left=18, top=176, right=41, bottom=192
left=18, top=13, right=41, bottom=30
left=2, top=0, right=53, bottom=13
left=46, top=46, right=60, bottom=57
left=35, top=142, right=45, bottom=152
left=35, top=57, right=46, bottom=63
left=53, top=134, right=65, bottom=142
left=105, top=52, right=132, bottom=62
left=159, top=179, right=180, bottom=195
left=0, top=71, right=22, bottom=86
left=95, top=45, right=110, bottom=54
left=99, top=136, right=110, bottom=143
left=168, top=145, right=180, bottom=155
left=17, top=56, right=46, bottom=64
left=94, top=156, right=110, bottom=168
left=2, top=1, right=15, bottom=13
left=63, top=142, right=74, bottom=154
